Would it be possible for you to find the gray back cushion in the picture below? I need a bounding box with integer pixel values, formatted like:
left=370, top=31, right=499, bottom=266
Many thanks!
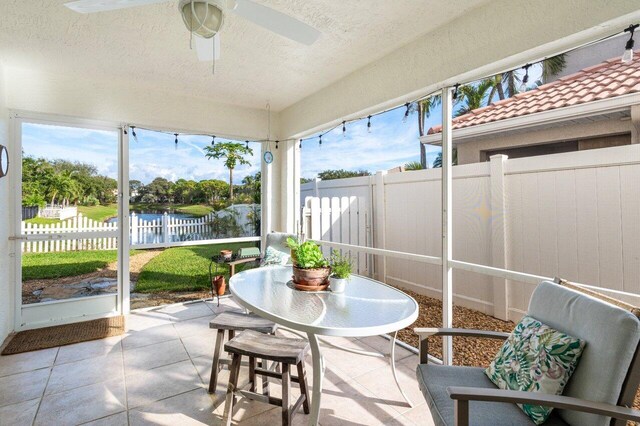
left=264, top=232, right=295, bottom=256
left=528, top=281, right=640, bottom=426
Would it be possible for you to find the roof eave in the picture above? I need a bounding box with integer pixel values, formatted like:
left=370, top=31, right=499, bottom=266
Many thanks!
left=420, top=92, right=640, bottom=145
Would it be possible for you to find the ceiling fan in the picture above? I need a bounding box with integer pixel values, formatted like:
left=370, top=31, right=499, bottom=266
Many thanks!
left=64, top=0, right=321, bottom=67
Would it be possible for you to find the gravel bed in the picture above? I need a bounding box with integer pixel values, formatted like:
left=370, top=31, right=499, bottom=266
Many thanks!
left=395, top=287, right=514, bottom=366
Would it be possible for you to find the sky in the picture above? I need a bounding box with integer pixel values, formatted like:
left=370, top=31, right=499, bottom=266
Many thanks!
left=299, top=106, right=442, bottom=180
left=21, top=105, right=442, bottom=185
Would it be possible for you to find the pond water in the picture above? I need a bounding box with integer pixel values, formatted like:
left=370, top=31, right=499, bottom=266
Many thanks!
left=106, top=210, right=196, bottom=223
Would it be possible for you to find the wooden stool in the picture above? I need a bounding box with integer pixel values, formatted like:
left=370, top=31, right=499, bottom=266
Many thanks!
left=208, top=311, right=277, bottom=394
left=222, top=330, right=310, bottom=426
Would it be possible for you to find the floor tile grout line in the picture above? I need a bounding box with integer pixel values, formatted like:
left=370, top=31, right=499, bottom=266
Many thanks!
left=75, top=409, right=128, bottom=426
left=30, top=346, right=59, bottom=426
left=118, top=337, right=131, bottom=426
left=127, top=385, right=204, bottom=412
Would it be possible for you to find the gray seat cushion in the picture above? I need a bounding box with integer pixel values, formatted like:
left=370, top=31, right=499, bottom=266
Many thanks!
left=528, top=281, right=640, bottom=426
left=416, top=364, right=568, bottom=426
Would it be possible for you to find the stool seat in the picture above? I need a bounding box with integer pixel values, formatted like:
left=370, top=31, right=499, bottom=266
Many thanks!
left=222, top=330, right=311, bottom=426
left=209, top=311, right=277, bottom=334
left=225, top=330, right=310, bottom=364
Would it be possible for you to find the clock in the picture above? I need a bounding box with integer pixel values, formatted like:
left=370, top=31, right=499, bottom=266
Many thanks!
left=263, top=151, right=273, bottom=164
left=0, top=145, right=8, bottom=178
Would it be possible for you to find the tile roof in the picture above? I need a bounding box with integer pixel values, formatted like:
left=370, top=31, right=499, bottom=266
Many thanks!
left=427, top=51, right=640, bottom=134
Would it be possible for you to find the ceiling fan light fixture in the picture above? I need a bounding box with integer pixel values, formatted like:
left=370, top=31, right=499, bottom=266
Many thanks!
left=179, top=0, right=225, bottom=39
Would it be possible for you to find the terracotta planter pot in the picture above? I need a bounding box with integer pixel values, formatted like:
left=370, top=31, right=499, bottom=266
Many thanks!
left=212, top=275, right=226, bottom=296
left=292, top=266, right=330, bottom=287
left=220, top=249, right=233, bottom=261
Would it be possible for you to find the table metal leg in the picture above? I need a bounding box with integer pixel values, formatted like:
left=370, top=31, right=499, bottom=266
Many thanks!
left=307, top=333, right=324, bottom=426
left=390, top=331, right=413, bottom=408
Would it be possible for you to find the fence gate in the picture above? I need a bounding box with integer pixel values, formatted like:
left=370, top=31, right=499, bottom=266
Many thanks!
left=302, top=196, right=372, bottom=276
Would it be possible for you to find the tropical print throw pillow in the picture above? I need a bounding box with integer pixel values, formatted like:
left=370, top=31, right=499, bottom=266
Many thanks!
left=260, top=246, right=290, bottom=266
left=485, top=315, right=586, bottom=425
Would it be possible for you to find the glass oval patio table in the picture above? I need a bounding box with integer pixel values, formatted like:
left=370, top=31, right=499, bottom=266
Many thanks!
left=229, top=265, right=419, bottom=426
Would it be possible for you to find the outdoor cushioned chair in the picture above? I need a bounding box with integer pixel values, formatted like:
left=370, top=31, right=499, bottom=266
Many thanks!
left=260, top=232, right=295, bottom=266
left=414, top=280, right=640, bottom=426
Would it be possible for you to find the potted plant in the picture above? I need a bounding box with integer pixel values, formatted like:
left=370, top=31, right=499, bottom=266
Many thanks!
left=287, top=238, right=330, bottom=290
left=329, top=250, right=352, bottom=293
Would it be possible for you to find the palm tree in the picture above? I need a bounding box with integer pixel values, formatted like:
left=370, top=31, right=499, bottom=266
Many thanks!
left=204, top=142, right=253, bottom=199
left=47, top=170, right=76, bottom=206
left=455, top=79, right=496, bottom=117
left=432, top=150, right=458, bottom=168
left=404, top=161, right=423, bottom=171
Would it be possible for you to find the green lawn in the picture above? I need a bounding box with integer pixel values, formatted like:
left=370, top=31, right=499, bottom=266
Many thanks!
left=174, top=204, right=213, bottom=216
left=22, top=249, right=140, bottom=280
left=131, top=203, right=213, bottom=217
left=22, top=250, right=118, bottom=280
left=135, top=242, right=259, bottom=293
left=78, top=204, right=118, bottom=222
left=24, top=217, right=63, bottom=225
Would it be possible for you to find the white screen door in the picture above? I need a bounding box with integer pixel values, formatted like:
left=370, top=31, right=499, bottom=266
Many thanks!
left=11, top=114, right=129, bottom=330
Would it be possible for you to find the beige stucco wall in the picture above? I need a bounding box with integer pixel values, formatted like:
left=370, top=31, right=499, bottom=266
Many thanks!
left=0, top=64, right=14, bottom=342
left=4, top=67, right=277, bottom=142
left=456, top=118, right=636, bottom=165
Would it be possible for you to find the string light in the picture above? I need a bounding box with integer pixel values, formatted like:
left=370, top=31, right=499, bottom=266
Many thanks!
left=622, top=24, right=638, bottom=63
left=127, top=23, right=635, bottom=152
left=319, top=134, right=322, bottom=146
left=402, top=102, right=410, bottom=123
left=519, top=64, right=531, bottom=92
left=131, top=126, right=138, bottom=142
left=245, top=140, right=249, bottom=149
left=211, top=135, right=216, bottom=146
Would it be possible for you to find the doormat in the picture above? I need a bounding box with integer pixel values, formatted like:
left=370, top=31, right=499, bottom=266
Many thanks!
left=1, top=316, right=125, bottom=355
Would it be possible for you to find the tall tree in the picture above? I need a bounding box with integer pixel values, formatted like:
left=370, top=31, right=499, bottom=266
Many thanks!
left=204, top=142, right=253, bottom=199
left=455, top=79, right=496, bottom=117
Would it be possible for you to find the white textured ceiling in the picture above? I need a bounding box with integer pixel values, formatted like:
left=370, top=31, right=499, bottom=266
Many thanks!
left=0, top=0, right=490, bottom=111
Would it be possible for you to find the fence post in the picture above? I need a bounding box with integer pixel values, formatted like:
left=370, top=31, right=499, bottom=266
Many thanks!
left=490, top=154, right=509, bottom=320
left=313, top=178, right=321, bottom=198
left=374, top=171, right=387, bottom=282
left=131, top=212, right=138, bottom=246
left=162, top=212, right=169, bottom=245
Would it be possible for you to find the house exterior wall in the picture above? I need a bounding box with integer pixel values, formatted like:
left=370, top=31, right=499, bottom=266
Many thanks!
left=456, top=117, right=635, bottom=164
left=0, top=64, right=14, bottom=342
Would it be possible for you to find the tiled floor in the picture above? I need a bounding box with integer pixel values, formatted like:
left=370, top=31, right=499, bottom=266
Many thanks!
left=0, top=298, right=434, bottom=425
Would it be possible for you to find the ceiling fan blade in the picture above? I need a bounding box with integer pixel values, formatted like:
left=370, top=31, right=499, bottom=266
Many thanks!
left=64, top=0, right=171, bottom=14
left=195, top=34, right=221, bottom=61
left=233, top=0, right=320, bottom=45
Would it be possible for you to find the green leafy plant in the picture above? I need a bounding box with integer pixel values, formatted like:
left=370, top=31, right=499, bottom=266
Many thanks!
left=288, top=239, right=328, bottom=269
left=330, top=250, right=352, bottom=279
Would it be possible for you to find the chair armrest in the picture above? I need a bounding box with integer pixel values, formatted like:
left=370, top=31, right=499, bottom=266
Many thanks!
left=447, top=386, right=640, bottom=426
left=414, top=328, right=509, bottom=364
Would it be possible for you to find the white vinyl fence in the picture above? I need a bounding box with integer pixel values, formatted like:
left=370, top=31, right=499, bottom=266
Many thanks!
left=302, top=196, right=371, bottom=275
left=21, top=204, right=260, bottom=253
left=301, top=144, right=640, bottom=321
